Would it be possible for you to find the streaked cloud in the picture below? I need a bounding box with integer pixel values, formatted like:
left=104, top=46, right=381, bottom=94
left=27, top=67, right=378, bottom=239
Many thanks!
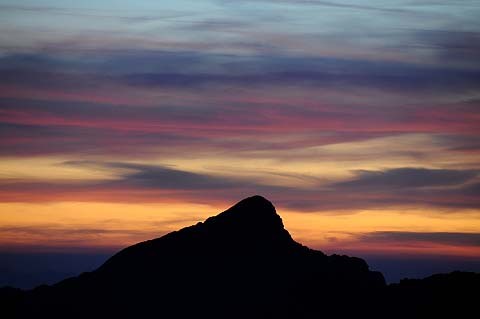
left=2, top=52, right=480, bottom=93
left=357, top=231, right=480, bottom=247
left=1, top=162, right=479, bottom=213
left=333, top=168, right=478, bottom=189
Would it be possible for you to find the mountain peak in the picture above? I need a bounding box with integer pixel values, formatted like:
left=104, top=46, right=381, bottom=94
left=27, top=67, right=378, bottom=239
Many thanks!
left=204, top=195, right=282, bottom=228
left=195, top=195, right=295, bottom=252
left=234, top=194, right=274, bottom=208
left=99, top=196, right=298, bottom=272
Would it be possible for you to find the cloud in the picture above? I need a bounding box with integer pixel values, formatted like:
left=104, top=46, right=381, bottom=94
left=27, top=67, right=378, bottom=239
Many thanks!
left=0, top=122, right=213, bottom=157
left=333, top=168, right=478, bottom=190
left=121, top=60, right=480, bottom=93
left=0, top=224, right=167, bottom=252
left=0, top=225, right=133, bottom=237
left=357, top=231, right=480, bottom=247
left=2, top=51, right=480, bottom=93
left=414, top=30, right=480, bottom=66
left=276, top=167, right=480, bottom=211
left=70, top=161, right=241, bottom=190
left=1, top=52, right=480, bottom=161
left=218, top=0, right=412, bottom=14
left=442, top=133, right=480, bottom=153
left=0, top=4, right=195, bottom=24
left=1, top=162, right=479, bottom=212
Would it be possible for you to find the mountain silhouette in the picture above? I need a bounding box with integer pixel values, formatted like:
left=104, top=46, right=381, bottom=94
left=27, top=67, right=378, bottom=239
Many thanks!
left=1, top=195, right=478, bottom=318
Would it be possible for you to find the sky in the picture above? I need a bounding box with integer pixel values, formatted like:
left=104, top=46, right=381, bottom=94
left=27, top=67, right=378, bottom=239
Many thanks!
left=1, top=0, right=480, bottom=286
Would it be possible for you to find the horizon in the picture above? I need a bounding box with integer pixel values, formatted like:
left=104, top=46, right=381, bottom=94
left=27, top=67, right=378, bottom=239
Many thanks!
left=1, top=196, right=480, bottom=288
left=1, top=0, right=479, bottom=288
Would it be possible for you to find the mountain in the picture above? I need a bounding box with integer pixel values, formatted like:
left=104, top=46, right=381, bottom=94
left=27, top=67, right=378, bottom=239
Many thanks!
left=1, top=195, right=478, bottom=318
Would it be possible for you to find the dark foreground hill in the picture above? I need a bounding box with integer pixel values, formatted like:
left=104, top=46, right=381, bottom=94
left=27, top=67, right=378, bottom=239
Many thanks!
left=1, top=196, right=478, bottom=318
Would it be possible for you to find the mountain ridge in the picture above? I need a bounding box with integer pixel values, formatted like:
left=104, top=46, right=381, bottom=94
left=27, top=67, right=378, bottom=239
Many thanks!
left=1, top=195, right=478, bottom=318
left=99, top=195, right=306, bottom=274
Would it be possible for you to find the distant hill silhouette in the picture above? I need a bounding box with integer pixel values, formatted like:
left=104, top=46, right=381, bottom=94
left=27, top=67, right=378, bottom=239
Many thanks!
left=1, top=196, right=478, bottom=318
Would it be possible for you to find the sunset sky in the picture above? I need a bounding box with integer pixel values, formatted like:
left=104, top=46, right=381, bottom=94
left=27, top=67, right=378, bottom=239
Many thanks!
left=1, top=0, right=480, bottom=285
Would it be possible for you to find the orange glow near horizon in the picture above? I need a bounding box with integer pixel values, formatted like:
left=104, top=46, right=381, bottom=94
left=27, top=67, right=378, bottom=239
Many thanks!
left=1, top=130, right=480, bottom=259
left=1, top=201, right=479, bottom=258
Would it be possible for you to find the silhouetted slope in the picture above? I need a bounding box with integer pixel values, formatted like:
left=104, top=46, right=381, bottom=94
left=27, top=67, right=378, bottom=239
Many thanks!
left=386, top=271, right=480, bottom=319
left=2, top=196, right=478, bottom=318
left=98, top=195, right=304, bottom=274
